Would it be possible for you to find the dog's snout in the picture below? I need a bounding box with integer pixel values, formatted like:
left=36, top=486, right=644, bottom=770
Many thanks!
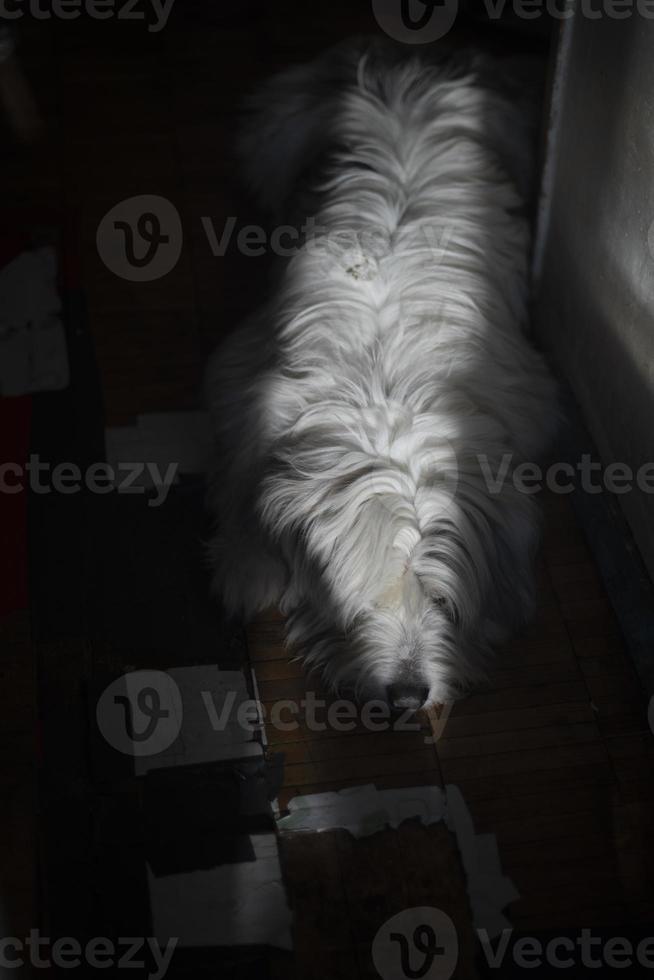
left=386, top=683, right=429, bottom=712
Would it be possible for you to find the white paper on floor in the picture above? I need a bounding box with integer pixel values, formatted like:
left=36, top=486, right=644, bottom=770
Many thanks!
left=278, top=783, right=446, bottom=837
left=445, top=784, right=520, bottom=937
left=277, top=782, right=518, bottom=938
left=148, top=833, right=293, bottom=950
left=134, top=666, right=262, bottom=777
left=0, top=247, right=68, bottom=396
left=105, top=411, right=213, bottom=487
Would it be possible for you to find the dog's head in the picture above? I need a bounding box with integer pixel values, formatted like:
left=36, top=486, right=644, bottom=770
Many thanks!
left=261, top=409, right=538, bottom=710
left=299, top=495, right=494, bottom=710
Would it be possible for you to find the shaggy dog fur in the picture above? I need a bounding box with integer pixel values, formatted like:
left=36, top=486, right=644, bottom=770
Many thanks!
left=206, top=40, right=557, bottom=710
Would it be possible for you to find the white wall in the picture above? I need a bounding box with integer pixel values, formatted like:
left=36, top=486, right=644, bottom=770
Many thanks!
left=535, top=15, right=654, bottom=579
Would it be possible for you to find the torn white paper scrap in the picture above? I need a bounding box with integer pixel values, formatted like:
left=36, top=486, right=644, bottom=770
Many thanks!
left=148, top=834, right=293, bottom=949
left=134, top=666, right=262, bottom=776
left=279, top=784, right=382, bottom=835
left=277, top=781, right=518, bottom=939
left=445, top=784, right=519, bottom=938
left=277, top=783, right=446, bottom=837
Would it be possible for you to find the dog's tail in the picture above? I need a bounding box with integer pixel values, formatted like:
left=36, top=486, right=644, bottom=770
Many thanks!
left=236, top=40, right=367, bottom=217
left=237, top=39, right=543, bottom=216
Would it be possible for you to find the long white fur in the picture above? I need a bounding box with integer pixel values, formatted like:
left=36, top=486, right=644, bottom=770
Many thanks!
left=206, top=42, right=557, bottom=706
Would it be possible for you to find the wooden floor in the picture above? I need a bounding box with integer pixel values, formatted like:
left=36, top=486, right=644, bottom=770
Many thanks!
left=249, top=489, right=654, bottom=944
left=277, top=824, right=480, bottom=980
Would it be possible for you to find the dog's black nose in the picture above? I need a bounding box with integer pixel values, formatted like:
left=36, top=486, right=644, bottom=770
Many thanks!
left=386, top=683, right=429, bottom=712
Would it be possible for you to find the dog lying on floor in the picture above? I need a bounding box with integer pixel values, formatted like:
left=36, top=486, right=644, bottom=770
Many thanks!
left=206, top=40, right=557, bottom=711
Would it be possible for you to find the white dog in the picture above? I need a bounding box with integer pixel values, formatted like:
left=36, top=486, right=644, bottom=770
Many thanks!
left=206, top=41, right=557, bottom=710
